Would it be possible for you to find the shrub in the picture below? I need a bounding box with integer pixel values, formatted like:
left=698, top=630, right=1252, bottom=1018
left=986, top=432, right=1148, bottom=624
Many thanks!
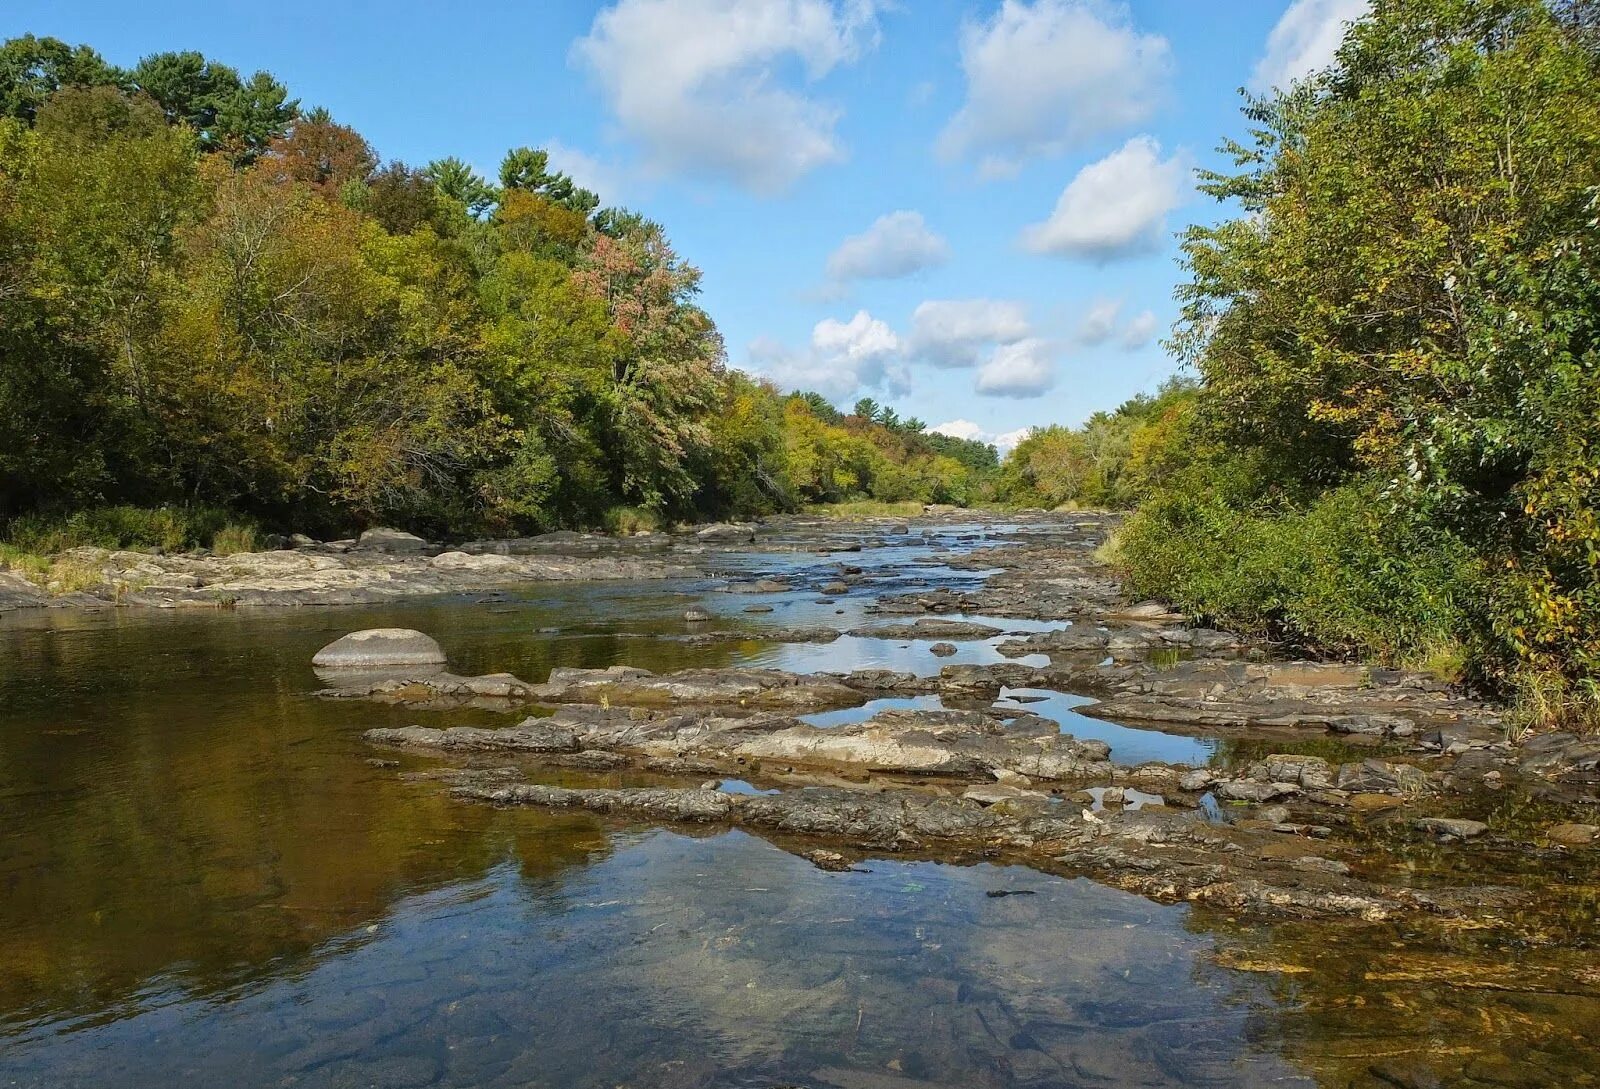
left=602, top=506, right=659, bottom=535
left=3, top=505, right=235, bottom=554
left=1115, top=483, right=1482, bottom=663
left=210, top=523, right=260, bottom=556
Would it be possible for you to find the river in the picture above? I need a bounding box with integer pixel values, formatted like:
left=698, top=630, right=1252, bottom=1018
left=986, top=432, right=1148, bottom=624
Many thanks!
left=0, top=524, right=1594, bottom=1087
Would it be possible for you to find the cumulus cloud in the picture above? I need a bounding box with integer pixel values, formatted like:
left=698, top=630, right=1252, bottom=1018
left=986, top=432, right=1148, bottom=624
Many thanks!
left=931, top=420, right=1033, bottom=451
left=1076, top=297, right=1122, bottom=345
left=748, top=309, right=906, bottom=400
left=976, top=338, right=1058, bottom=397
left=937, top=0, right=1171, bottom=178
left=1076, top=298, right=1160, bottom=348
left=907, top=299, right=1032, bottom=368
left=1019, top=135, right=1188, bottom=260
left=543, top=140, right=625, bottom=202
left=826, top=211, right=951, bottom=282
left=1120, top=309, right=1159, bottom=349
left=1252, top=0, right=1369, bottom=91
left=573, top=0, right=882, bottom=194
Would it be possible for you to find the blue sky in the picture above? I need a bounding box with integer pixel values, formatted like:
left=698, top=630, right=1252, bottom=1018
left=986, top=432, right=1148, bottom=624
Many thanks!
left=5, top=0, right=1367, bottom=447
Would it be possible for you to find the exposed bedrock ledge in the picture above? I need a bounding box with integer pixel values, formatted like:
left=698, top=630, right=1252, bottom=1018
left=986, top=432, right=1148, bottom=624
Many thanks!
left=446, top=780, right=1526, bottom=924
left=366, top=704, right=1121, bottom=784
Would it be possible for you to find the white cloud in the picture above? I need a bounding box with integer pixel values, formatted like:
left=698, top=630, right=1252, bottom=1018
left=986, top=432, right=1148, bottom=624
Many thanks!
left=907, top=299, right=1032, bottom=368
left=992, top=426, right=1034, bottom=450
left=1019, top=135, right=1188, bottom=260
left=543, top=140, right=625, bottom=202
left=1252, top=0, right=1369, bottom=91
left=1076, top=297, right=1122, bottom=345
left=573, top=0, right=882, bottom=194
left=1120, top=309, right=1159, bottom=349
left=930, top=419, right=986, bottom=442
left=976, top=338, right=1058, bottom=397
left=748, top=309, right=906, bottom=400
left=826, top=211, right=951, bottom=281
left=937, top=0, right=1171, bottom=178
left=931, top=419, right=1033, bottom=451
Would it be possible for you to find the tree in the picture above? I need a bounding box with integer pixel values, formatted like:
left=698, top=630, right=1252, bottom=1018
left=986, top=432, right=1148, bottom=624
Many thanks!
left=1122, top=0, right=1600, bottom=722
left=499, top=146, right=599, bottom=215
left=0, top=35, right=123, bottom=123
left=424, top=156, right=497, bottom=217
left=131, top=51, right=295, bottom=159
left=265, top=114, right=376, bottom=196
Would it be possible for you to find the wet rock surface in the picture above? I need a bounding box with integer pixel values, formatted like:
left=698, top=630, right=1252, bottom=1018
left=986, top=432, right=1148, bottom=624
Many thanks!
left=349, top=510, right=1599, bottom=934
left=312, top=628, right=446, bottom=670
left=0, top=541, right=686, bottom=609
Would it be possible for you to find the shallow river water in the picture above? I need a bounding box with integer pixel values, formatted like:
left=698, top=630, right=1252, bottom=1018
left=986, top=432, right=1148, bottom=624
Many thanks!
left=1, top=527, right=1595, bottom=1088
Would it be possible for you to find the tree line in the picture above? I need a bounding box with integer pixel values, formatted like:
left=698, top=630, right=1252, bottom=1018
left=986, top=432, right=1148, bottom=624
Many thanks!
left=0, top=34, right=995, bottom=546
left=995, top=0, right=1600, bottom=728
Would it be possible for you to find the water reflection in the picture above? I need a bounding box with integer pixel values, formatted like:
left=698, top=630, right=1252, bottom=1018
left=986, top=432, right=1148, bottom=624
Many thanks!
left=0, top=830, right=1317, bottom=1088
left=2, top=529, right=1596, bottom=1086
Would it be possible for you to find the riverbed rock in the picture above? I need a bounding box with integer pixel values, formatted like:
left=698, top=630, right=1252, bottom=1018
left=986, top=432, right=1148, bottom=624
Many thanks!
left=532, top=665, right=866, bottom=710
left=1544, top=823, right=1597, bottom=846
left=695, top=522, right=756, bottom=543
left=312, top=628, right=446, bottom=669
left=850, top=618, right=1004, bottom=640
left=683, top=608, right=712, bottom=622
left=1415, top=817, right=1489, bottom=840
left=355, top=527, right=432, bottom=553
left=929, top=642, right=958, bottom=657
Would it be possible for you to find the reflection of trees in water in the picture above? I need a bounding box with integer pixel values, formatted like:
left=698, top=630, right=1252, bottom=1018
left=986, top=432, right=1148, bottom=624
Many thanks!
left=1184, top=908, right=1600, bottom=1087
left=0, top=630, right=617, bottom=1032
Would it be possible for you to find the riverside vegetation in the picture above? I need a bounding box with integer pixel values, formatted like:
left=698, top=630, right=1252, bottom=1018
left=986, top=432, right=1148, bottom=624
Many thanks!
left=995, top=0, right=1600, bottom=732
left=3, top=0, right=1597, bottom=731
left=0, top=35, right=996, bottom=551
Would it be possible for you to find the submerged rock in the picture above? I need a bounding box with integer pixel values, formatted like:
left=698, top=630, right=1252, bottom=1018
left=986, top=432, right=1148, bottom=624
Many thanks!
left=312, top=628, right=446, bottom=669
left=1416, top=817, right=1489, bottom=840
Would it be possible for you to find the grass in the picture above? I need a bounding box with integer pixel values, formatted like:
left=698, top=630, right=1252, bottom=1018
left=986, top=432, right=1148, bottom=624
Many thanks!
left=1, top=545, right=105, bottom=594
left=808, top=500, right=940, bottom=520
left=1509, top=670, right=1600, bottom=738
left=602, top=506, right=661, bottom=535
left=2, top=505, right=264, bottom=558
left=210, top=523, right=260, bottom=556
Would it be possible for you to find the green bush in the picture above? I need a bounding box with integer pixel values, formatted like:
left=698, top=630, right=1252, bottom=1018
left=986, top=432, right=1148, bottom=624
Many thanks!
left=1116, top=484, right=1482, bottom=664
left=3, top=505, right=238, bottom=554
left=602, top=506, right=660, bottom=535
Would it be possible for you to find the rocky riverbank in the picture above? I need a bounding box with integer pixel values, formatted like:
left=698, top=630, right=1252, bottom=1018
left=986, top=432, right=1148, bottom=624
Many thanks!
left=311, top=512, right=1598, bottom=937
left=0, top=525, right=698, bottom=609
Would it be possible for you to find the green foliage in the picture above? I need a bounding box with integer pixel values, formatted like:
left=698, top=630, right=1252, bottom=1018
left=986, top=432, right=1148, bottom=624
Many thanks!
left=1117, top=484, right=1483, bottom=661
left=0, top=33, right=990, bottom=549
left=997, top=379, right=1197, bottom=509
left=4, top=505, right=238, bottom=554
left=1103, top=0, right=1600, bottom=726
left=0, top=34, right=124, bottom=123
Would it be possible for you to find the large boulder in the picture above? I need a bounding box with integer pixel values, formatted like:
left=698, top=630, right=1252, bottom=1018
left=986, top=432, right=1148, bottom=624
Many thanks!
left=313, top=628, right=446, bottom=669
left=695, top=522, right=756, bottom=543
left=355, top=527, right=432, bottom=554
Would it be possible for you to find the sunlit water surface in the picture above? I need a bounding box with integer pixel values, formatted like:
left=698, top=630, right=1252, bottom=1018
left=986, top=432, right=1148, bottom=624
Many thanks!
left=1, top=529, right=1595, bottom=1087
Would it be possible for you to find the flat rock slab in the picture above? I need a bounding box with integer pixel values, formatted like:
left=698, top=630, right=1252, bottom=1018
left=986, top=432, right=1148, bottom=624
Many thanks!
left=850, top=618, right=1005, bottom=640
left=313, top=628, right=446, bottom=669
left=445, top=779, right=1525, bottom=924
left=532, top=665, right=866, bottom=710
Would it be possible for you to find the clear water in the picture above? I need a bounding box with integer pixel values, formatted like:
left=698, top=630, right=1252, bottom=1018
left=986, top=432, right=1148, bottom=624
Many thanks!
left=1, top=529, right=1595, bottom=1086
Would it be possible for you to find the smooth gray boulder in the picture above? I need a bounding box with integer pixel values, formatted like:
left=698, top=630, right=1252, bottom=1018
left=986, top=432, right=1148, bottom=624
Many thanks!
left=355, top=527, right=432, bottom=553
left=313, top=628, right=446, bottom=669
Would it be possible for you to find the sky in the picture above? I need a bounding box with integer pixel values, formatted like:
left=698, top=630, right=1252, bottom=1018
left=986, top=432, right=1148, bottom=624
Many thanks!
left=4, top=0, right=1368, bottom=449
